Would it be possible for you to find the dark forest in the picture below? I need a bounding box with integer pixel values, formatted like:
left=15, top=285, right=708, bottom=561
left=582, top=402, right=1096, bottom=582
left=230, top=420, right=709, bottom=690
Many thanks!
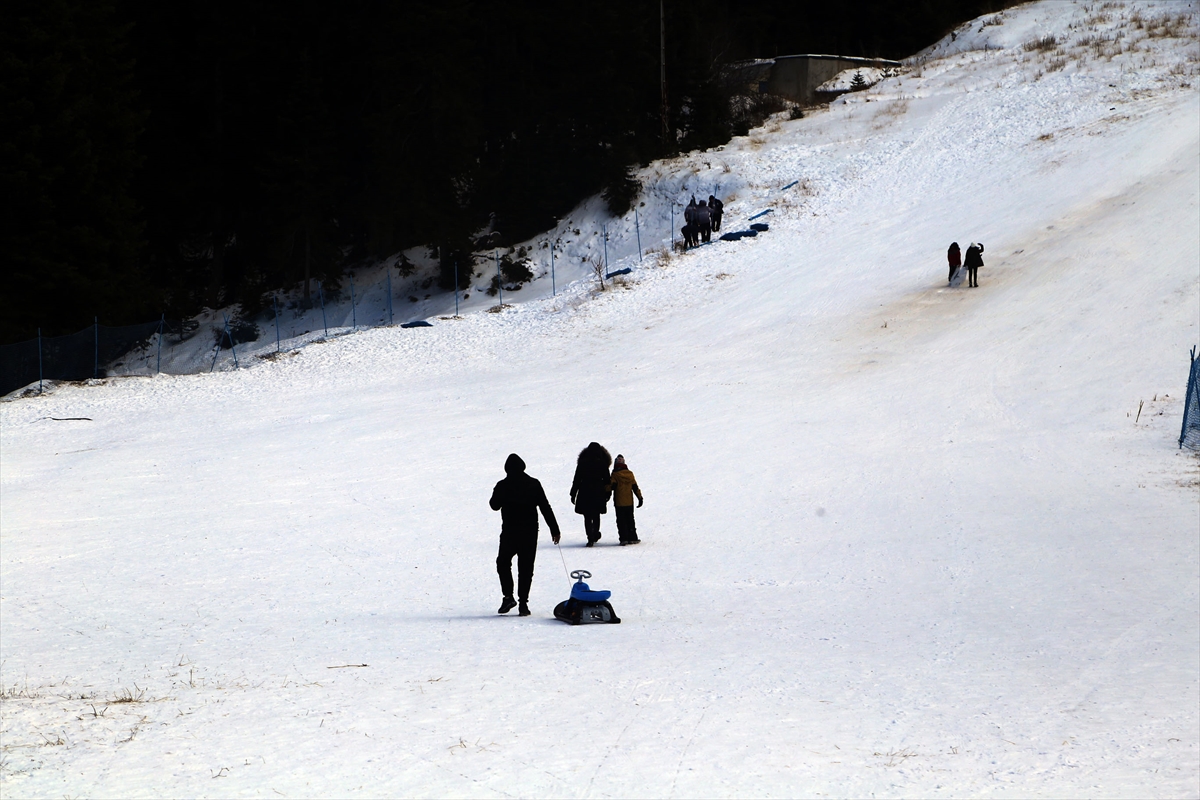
left=0, top=0, right=1012, bottom=343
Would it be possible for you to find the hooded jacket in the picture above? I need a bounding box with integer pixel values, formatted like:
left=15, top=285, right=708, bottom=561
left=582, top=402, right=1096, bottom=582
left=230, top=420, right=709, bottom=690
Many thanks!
left=610, top=466, right=642, bottom=507
left=948, top=242, right=961, bottom=268
left=570, top=442, right=612, bottom=515
left=490, top=454, right=560, bottom=541
left=965, top=243, right=984, bottom=268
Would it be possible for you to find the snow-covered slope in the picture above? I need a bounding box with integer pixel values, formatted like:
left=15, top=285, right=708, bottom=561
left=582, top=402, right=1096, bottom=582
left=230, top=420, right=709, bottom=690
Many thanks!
left=3, top=2, right=1198, bottom=797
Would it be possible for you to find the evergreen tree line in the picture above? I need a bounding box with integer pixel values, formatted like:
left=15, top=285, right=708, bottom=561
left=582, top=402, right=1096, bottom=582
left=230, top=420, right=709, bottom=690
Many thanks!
left=1, top=0, right=1011, bottom=344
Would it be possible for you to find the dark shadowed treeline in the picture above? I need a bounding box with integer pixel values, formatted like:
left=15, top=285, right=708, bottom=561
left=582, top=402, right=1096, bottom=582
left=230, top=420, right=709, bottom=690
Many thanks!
left=0, top=0, right=1012, bottom=343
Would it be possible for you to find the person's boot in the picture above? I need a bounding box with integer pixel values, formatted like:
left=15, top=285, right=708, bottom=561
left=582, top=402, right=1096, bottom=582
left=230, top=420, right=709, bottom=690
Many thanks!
left=518, top=601, right=531, bottom=616
left=498, top=596, right=517, bottom=614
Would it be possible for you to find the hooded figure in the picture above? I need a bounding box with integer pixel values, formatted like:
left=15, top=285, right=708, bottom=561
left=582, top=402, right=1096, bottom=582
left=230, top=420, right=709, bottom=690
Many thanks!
left=708, top=195, right=724, bottom=231
left=570, top=442, right=612, bottom=546
left=964, top=242, right=984, bottom=287
left=609, top=454, right=644, bottom=545
left=695, top=201, right=712, bottom=243
left=490, top=453, right=561, bottom=616
left=947, top=242, right=961, bottom=283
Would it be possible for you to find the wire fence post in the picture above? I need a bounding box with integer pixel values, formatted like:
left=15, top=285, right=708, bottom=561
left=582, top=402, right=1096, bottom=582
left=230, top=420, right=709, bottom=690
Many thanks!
left=157, top=314, right=165, bottom=373
left=495, top=249, right=502, bottom=308
left=93, top=316, right=99, bottom=379
left=671, top=205, right=675, bottom=249
left=349, top=274, right=357, bottom=330
left=602, top=223, right=609, bottom=272
left=209, top=324, right=223, bottom=372
left=318, top=281, right=328, bottom=337
left=37, top=327, right=43, bottom=393
left=635, top=207, right=643, bottom=263
left=550, top=243, right=556, bottom=296
left=454, top=260, right=460, bottom=316
left=273, top=295, right=281, bottom=352
left=223, top=314, right=239, bottom=368
left=386, top=269, right=394, bottom=324
left=1182, top=345, right=1199, bottom=449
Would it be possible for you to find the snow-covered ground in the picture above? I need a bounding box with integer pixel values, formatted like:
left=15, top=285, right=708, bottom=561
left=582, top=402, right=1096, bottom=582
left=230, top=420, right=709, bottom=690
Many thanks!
left=3, top=2, right=1198, bottom=796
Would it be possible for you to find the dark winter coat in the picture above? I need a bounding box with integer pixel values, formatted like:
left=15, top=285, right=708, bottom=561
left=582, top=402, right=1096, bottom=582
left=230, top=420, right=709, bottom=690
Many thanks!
left=947, top=243, right=961, bottom=268
left=708, top=196, right=724, bottom=230
left=490, top=454, right=560, bottom=542
left=570, top=442, right=612, bottom=515
left=964, top=244, right=984, bottom=268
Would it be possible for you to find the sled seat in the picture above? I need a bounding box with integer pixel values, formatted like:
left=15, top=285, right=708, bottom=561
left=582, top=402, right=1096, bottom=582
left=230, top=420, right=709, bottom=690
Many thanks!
left=570, top=582, right=611, bottom=602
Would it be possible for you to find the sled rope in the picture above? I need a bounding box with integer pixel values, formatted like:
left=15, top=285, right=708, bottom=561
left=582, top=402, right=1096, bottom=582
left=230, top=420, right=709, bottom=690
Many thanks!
left=557, top=541, right=573, bottom=586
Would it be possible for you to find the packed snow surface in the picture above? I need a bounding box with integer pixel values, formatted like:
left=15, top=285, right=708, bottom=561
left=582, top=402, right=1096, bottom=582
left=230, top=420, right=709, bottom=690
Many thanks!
left=3, top=2, right=1199, bottom=797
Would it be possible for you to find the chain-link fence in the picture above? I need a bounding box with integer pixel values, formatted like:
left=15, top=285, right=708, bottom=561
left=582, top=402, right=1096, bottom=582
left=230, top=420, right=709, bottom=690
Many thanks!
left=0, top=319, right=201, bottom=396
left=1180, top=347, right=1200, bottom=451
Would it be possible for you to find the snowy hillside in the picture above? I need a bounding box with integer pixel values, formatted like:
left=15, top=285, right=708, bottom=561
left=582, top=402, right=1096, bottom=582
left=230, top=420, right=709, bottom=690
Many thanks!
left=3, top=2, right=1198, bottom=797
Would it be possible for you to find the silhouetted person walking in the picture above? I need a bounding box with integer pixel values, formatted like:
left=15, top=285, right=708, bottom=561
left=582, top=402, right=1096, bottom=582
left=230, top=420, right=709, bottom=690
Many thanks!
left=708, top=195, right=724, bottom=231
left=964, top=242, right=984, bottom=287
left=570, top=442, right=612, bottom=546
left=490, top=453, right=560, bottom=616
left=947, top=242, right=961, bottom=283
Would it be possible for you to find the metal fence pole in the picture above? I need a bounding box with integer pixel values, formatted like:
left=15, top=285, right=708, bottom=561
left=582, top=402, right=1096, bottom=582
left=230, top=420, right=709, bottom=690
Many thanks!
left=635, top=207, right=642, bottom=263
left=319, top=281, right=328, bottom=337
left=350, top=274, right=357, bottom=330
left=223, top=314, right=239, bottom=368
left=94, top=317, right=99, bottom=379
left=273, top=295, right=281, bottom=352
left=495, top=249, right=502, bottom=308
left=37, top=327, right=43, bottom=393
left=387, top=269, right=394, bottom=324
left=210, top=325, right=222, bottom=372
left=671, top=204, right=674, bottom=249
left=157, top=314, right=164, bottom=374
left=550, top=243, right=556, bottom=296
left=602, top=224, right=608, bottom=272
left=454, top=260, right=460, bottom=316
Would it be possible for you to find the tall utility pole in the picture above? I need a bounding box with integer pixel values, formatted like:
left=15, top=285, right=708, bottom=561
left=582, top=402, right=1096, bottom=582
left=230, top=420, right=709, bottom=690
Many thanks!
left=660, top=0, right=669, bottom=146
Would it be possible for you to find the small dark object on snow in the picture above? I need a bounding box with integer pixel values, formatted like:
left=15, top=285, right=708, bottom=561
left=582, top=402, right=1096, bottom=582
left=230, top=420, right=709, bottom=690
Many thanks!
left=749, top=223, right=769, bottom=232
left=554, top=570, right=620, bottom=625
left=720, top=231, right=746, bottom=242
left=606, top=267, right=632, bottom=279
left=401, top=320, right=432, bottom=328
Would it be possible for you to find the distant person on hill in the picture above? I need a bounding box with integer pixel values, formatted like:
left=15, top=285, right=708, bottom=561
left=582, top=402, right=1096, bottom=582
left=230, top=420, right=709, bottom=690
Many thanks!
left=570, top=442, right=612, bottom=546
left=696, top=201, right=712, bottom=243
left=609, top=454, right=644, bottom=545
left=708, top=195, right=724, bottom=231
left=964, top=242, right=984, bottom=287
left=947, top=242, right=961, bottom=283
left=681, top=222, right=697, bottom=249
left=490, top=453, right=561, bottom=616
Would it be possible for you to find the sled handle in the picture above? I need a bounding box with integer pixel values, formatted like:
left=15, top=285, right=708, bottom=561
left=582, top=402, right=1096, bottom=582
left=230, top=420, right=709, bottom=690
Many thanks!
left=570, top=570, right=591, bottom=581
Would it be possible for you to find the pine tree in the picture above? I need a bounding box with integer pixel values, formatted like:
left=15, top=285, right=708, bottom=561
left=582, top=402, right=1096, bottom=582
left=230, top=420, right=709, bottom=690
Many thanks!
left=850, top=71, right=868, bottom=91
left=0, top=0, right=148, bottom=342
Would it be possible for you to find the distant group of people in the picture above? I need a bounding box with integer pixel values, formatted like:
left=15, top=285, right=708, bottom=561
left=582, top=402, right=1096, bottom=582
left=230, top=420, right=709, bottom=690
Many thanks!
left=682, top=195, right=724, bottom=249
left=488, top=443, right=644, bottom=616
left=947, top=241, right=984, bottom=287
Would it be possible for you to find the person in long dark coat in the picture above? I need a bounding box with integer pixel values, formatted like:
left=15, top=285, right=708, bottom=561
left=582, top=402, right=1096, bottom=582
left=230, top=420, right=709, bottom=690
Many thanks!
left=947, top=242, right=961, bottom=283
left=964, top=242, right=984, bottom=287
left=490, top=453, right=561, bottom=616
left=570, top=442, right=612, bottom=546
left=696, top=201, right=712, bottom=243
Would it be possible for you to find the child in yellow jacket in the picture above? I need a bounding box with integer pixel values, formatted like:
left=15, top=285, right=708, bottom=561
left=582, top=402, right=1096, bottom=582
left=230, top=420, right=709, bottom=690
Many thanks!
left=610, top=454, right=644, bottom=545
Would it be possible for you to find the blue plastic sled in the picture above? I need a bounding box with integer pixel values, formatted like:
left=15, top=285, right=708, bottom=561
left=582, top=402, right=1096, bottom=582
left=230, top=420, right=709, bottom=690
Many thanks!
left=554, top=570, right=621, bottom=624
